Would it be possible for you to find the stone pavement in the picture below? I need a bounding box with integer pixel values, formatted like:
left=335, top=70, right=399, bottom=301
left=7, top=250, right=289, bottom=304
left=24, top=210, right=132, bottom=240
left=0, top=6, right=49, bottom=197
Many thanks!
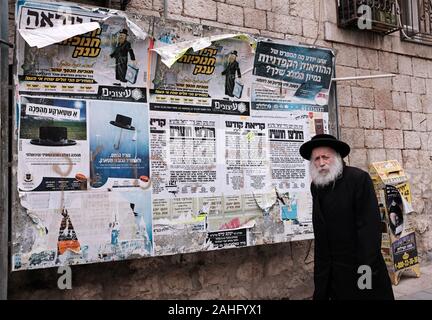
left=393, top=262, right=432, bottom=300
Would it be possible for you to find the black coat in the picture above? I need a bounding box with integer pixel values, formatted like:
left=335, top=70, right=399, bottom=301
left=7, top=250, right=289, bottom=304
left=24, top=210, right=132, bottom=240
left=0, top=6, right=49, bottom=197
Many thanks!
left=222, top=61, right=241, bottom=97
left=311, top=165, right=394, bottom=300
left=110, top=41, right=135, bottom=82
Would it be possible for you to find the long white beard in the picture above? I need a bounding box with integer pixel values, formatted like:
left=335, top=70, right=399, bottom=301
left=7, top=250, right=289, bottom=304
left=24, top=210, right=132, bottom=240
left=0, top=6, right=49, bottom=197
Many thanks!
left=309, top=154, right=344, bottom=188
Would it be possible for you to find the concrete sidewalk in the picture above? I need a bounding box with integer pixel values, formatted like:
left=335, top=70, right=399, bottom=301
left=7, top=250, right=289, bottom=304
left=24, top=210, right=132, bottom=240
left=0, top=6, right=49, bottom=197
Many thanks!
left=394, top=263, right=432, bottom=300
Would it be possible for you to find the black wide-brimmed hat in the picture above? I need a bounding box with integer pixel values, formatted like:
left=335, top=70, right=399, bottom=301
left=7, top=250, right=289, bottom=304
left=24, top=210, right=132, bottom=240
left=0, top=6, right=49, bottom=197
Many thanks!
left=299, top=134, right=350, bottom=160
left=30, top=126, right=76, bottom=146
left=119, top=28, right=128, bottom=35
left=110, top=114, right=135, bottom=130
left=231, top=50, right=238, bottom=56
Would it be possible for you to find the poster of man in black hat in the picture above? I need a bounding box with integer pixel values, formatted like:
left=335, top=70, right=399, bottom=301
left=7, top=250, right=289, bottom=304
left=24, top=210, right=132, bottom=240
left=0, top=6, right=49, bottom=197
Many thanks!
left=110, top=28, right=136, bottom=84
left=222, top=50, right=242, bottom=98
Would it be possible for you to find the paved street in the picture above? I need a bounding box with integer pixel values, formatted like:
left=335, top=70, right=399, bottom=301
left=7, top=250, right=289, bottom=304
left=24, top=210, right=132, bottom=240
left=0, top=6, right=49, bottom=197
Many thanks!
left=394, top=262, right=432, bottom=300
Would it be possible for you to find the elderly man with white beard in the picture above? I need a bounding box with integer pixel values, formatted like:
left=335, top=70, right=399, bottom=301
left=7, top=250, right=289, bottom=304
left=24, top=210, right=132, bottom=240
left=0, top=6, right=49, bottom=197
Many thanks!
left=299, top=134, right=394, bottom=300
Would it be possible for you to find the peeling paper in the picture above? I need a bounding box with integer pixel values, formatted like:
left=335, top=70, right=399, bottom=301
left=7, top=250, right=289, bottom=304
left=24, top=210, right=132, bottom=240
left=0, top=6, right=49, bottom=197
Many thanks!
left=18, top=22, right=101, bottom=48
left=87, top=7, right=148, bottom=39
left=252, top=189, right=278, bottom=216
left=401, top=192, right=414, bottom=214
left=113, top=12, right=148, bottom=40
left=219, top=218, right=256, bottom=231
left=26, top=212, right=48, bottom=236
left=18, top=9, right=147, bottom=49
left=153, top=33, right=257, bottom=68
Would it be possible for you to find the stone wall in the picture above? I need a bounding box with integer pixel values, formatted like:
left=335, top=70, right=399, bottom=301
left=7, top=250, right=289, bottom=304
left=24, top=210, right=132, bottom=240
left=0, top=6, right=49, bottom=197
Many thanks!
left=9, top=241, right=314, bottom=299
left=8, top=0, right=432, bottom=299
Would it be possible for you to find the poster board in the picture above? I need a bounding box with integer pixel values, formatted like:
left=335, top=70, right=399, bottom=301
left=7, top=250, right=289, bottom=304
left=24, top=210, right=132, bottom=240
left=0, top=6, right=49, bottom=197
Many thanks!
left=12, top=0, right=335, bottom=270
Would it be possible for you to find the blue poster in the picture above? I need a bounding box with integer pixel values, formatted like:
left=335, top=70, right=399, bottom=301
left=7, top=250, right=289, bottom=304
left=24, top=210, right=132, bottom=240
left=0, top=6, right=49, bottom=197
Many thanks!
left=89, top=101, right=150, bottom=189
left=253, top=41, right=333, bottom=90
left=251, top=41, right=335, bottom=111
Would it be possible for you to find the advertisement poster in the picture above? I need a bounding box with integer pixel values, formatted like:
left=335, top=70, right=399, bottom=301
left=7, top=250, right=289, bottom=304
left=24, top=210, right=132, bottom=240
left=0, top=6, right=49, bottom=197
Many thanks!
left=267, top=117, right=309, bottom=192
left=88, top=101, right=150, bottom=189
left=251, top=41, right=334, bottom=112
left=392, top=233, right=418, bottom=272
left=150, top=37, right=253, bottom=115
left=18, top=96, right=89, bottom=192
left=150, top=112, right=221, bottom=198
left=385, top=185, right=408, bottom=238
left=222, top=117, right=271, bottom=195
left=206, top=229, right=248, bottom=249
left=16, top=0, right=148, bottom=102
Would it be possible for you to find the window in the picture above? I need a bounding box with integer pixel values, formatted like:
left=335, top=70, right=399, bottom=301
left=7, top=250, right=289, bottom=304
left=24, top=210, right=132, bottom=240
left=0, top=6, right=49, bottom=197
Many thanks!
left=337, top=0, right=400, bottom=34
left=336, top=0, right=432, bottom=45
left=399, top=0, right=432, bottom=45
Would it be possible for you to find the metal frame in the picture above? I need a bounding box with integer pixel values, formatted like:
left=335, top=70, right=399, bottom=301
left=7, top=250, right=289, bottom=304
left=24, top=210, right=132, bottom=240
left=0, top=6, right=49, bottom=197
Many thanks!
left=337, top=0, right=401, bottom=34
left=399, top=0, right=432, bottom=46
left=330, top=70, right=340, bottom=139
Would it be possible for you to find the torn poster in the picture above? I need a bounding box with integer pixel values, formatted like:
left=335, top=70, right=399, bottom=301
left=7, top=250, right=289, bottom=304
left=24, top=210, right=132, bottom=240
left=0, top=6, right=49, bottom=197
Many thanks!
left=13, top=189, right=152, bottom=270
left=150, top=36, right=254, bottom=114
left=152, top=33, right=256, bottom=68
left=16, top=0, right=148, bottom=101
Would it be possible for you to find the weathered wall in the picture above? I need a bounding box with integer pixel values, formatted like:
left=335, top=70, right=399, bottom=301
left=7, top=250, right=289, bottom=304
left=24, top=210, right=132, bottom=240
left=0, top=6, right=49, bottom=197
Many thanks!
left=8, top=0, right=432, bottom=299
left=9, top=242, right=314, bottom=299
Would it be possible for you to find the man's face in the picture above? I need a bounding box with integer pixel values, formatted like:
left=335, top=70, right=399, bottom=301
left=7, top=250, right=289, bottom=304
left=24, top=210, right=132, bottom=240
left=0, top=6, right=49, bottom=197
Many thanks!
left=311, top=146, right=336, bottom=176
left=229, top=54, right=236, bottom=63
left=119, top=33, right=127, bottom=44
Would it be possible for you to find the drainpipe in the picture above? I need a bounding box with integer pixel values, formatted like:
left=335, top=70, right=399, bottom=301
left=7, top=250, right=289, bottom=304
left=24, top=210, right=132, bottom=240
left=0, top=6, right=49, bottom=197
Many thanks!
left=0, top=0, right=11, bottom=301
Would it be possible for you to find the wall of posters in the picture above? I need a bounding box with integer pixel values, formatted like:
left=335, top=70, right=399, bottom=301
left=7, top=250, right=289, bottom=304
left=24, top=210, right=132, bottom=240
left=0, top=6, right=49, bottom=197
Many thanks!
left=12, top=0, right=335, bottom=271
